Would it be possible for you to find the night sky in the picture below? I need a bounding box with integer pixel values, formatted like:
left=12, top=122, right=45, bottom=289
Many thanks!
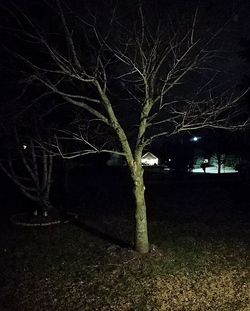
left=0, top=0, right=249, bottom=95
left=0, top=0, right=250, bottom=143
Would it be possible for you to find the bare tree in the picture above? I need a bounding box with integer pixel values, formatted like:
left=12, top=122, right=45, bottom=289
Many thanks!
left=2, top=2, right=249, bottom=252
left=0, top=128, right=54, bottom=215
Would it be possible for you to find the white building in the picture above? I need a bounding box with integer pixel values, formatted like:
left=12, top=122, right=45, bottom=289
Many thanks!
left=141, top=152, right=159, bottom=166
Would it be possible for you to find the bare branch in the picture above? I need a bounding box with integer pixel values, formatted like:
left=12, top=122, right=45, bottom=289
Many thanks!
left=56, top=0, right=81, bottom=69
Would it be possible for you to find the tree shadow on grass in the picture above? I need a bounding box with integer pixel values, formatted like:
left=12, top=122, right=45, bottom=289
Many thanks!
left=72, top=218, right=132, bottom=249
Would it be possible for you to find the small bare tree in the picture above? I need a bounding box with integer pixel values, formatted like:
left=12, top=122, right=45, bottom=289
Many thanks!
left=0, top=129, right=54, bottom=215
left=2, top=2, right=249, bottom=252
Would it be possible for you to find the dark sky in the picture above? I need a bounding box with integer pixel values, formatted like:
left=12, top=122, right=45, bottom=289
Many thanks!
left=0, top=0, right=249, bottom=97
left=0, top=0, right=249, bottom=152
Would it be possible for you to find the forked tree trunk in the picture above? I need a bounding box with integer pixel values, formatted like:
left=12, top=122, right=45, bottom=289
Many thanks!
left=131, top=163, right=149, bottom=253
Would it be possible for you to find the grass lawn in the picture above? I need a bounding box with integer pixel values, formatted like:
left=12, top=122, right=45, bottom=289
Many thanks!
left=0, top=172, right=249, bottom=310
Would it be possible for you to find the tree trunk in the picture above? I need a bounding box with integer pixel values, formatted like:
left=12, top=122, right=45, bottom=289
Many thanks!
left=132, top=164, right=149, bottom=253
left=217, top=153, right=221, bottom=174
left=38, top=197, right=53, bottom=213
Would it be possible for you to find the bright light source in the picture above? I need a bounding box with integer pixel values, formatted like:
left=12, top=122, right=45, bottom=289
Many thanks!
left=190, top=136, right=201, bottom=142
left=23, top=144, right=27, bottom=150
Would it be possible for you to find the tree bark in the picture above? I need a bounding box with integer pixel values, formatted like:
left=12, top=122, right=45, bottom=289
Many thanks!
left=132, top=164, right=149, bottom=253
left=217, top=153, right=221, bottom=174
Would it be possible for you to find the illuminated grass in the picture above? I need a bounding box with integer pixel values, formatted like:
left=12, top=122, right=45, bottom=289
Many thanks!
left=0, top=219, right=249, bottom=311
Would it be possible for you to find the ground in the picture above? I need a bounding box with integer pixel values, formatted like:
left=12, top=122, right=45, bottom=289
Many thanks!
left=0, top=169, right=249, bottom=310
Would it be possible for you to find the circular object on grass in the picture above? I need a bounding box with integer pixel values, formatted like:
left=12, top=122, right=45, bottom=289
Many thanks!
left=10, top=212, right=62, bottom=227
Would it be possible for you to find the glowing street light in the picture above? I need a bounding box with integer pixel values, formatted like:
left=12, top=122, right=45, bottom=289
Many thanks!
left=190, top=136, right=202, bottom=142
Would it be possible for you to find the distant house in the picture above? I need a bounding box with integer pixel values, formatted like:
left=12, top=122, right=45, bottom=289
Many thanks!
left=141, top=152, right=159, bottom=166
